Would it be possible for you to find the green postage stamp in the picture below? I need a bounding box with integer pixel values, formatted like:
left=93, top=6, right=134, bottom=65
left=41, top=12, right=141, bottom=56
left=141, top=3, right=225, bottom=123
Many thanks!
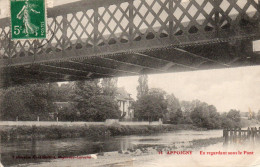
left=10, top=0, right=46, bottom=40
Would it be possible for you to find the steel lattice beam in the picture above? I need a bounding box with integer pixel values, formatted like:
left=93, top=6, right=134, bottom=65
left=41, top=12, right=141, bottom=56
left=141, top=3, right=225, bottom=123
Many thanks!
left=0, top=0, right=259, bottom=87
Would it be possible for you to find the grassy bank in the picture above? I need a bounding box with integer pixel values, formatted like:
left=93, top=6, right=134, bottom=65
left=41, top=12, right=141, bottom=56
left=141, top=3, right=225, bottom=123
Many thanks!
left=0, top=124, right=204, bottom=142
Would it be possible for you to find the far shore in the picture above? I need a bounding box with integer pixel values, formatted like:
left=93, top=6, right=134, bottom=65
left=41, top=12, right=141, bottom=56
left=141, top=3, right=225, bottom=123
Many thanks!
left=0, top=124, right=207, bottom=142
left=1, top=118, right=259, bottom=142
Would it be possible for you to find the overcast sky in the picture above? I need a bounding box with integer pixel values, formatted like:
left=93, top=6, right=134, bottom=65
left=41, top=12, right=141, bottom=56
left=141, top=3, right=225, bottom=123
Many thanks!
left=118, top=66, right=260, bottom=113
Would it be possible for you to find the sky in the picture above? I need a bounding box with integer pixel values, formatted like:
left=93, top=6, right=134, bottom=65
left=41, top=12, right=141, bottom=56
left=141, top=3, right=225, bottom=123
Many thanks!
left=118, top=66, right=260, bottom=113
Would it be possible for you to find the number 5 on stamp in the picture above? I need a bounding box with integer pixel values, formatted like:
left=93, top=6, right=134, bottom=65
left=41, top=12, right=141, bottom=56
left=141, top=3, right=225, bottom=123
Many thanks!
left=10, top=0, right=46, bottom=40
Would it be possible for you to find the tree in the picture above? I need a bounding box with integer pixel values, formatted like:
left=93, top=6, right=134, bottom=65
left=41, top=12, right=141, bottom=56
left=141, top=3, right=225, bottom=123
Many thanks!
left=167, top=94, right=180, bottom=111
left=54, top=82, right=75, bottom=102
left=101, top=78, right=118, bottom=97
left=79, top=95, right=121, bottom=121
left=136, top=74, right=149, bottom=99
left=179, top=100, right=196, bottom=124
left=134, top=88, right=167, bottom=122
left=252, top=111, right=256, bottom=119
left=166, top=94, right=182, bottom=124
left=58, top=103, right=79, bottom=122
left=72, top=79, right=120, bottom=121
left=149, top=88, right=166, bottom=99
left=0, top=83, right=55, bottom=121
left=190, top=102, right=221, bottom=129
left=73, top=80, right=101, bottom=102
left=220, top=112, right=235, bottom=128
left=0, top=86, right=29, bottom=120
left=227, top=109, right=241, bottom=122
left=207, top=105, right=221, bottom=129
left=169, top=108, right=183, bottom=124
left=190, top=105, right=208, bottom=128
left=257, top=110, right=260, bottom=121
left=180, top=100, right=196, bottom=113
left=221, top=110, right=240, bottom=128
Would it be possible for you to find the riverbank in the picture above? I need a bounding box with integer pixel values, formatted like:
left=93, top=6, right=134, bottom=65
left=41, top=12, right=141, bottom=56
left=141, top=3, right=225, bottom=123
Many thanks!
left=9, top=137, right=224, bottom=167
left=0, top=124, right=205, bottom=142
left=14, top=136, right=260, bottom=167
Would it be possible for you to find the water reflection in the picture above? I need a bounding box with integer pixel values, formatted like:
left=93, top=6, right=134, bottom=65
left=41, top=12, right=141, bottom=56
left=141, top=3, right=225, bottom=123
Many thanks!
left=120, top=137, right=134, bottom=151
left=0, top=139, right=3, bottom=167
left=31, top=138, right=37, bottom=158
left=1, top=137, right=127, bottom=166
left=0, top=130, right=222, bottom=167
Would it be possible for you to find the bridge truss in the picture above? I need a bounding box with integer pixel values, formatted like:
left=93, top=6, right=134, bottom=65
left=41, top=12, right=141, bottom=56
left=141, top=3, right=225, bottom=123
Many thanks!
left=0, top=0, right=260, bottom=87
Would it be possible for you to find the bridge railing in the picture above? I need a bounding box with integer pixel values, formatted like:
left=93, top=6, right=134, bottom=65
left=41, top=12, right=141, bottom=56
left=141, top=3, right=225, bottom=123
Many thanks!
left=0, top=0, right=259, bottom=66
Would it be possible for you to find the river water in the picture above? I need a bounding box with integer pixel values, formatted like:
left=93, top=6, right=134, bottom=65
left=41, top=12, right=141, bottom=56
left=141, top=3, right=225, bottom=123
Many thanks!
left=0, top=129, right=222, bottom=167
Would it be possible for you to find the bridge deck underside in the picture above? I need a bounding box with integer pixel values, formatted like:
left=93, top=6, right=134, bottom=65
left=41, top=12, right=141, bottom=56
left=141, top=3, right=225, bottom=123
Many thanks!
left=0, top=0, right=260, bottom=87
left=1, top=41, right=260, bottom=87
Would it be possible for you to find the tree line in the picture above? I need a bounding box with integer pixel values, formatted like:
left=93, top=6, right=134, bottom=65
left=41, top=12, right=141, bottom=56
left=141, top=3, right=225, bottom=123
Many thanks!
left=0, top=75, right=257, bottom=129
left=0, top=78, right=121, bottom=122
left=133, top=75, right=245, bottom=129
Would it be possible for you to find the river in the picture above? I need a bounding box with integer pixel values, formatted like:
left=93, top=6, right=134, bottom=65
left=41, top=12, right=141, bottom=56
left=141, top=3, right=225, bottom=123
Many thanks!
left=0, top=129, right=223, bottom=167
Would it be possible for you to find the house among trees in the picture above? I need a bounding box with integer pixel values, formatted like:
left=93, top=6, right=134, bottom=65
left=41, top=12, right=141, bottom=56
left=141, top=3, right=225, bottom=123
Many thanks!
left=52, top=86, right=135, bottom=122
left=116, top=87, right=134, bottom=120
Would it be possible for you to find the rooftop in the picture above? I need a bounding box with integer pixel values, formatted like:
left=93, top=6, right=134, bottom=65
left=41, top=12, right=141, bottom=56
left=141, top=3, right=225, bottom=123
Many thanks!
left=116, top=87, right=134, bottom=102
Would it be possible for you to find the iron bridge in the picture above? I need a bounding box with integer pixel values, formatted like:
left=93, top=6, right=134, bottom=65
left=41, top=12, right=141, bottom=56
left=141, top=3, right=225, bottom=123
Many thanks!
left=0, top=0, right=260, bottom=87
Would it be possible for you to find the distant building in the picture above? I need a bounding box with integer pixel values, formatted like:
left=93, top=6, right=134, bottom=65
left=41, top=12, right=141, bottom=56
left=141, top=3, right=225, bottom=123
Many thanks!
left=116, top=87, right=134, bottom=120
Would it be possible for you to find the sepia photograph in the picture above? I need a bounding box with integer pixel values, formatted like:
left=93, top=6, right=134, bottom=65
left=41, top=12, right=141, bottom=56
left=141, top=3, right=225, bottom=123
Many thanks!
left=0, top=0, right=260, bottom=166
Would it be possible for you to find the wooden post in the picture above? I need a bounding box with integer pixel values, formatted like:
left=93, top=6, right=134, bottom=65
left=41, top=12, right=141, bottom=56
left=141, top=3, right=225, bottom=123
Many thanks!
left=258, top=127, right=260, bottom=139
left=234, top=128, right=237, bottom=143
left=235, top=128, right=239, bottom=143
left=238, top=128, right=241, bottom=143
left=247, top=127, right=251, bottom=140
left=251, top=127, right=253, bottom=140
left=252, top=127, right=256, bottom=145
left=228, top=128, right=231, bottom=143
left=223, top=128, right=228, bottom=145
left=241, top=131, right=244, bottom=141
left=230, top=128, right=233, bottom=143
